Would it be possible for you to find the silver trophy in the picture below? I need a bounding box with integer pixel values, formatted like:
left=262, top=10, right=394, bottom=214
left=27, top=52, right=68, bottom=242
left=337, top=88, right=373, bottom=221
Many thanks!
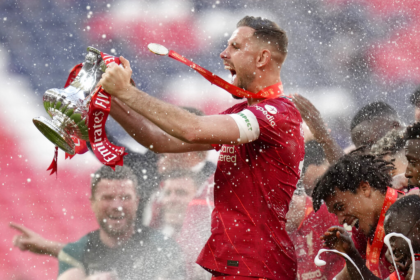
left=33, top=47, right=106, bottom=155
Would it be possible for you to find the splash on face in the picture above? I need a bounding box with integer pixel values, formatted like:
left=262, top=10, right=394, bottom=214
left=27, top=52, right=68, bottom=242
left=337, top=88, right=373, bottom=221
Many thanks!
left=405, top=139, right=420, bottom=188
left=220, top=26, right=259, bottom=91
left=91, top=179, right=139, bottom=238
left=351, top=118, right=398, bottom=148
left=384, top=212, right=418, bottom=273
left=325, top=186, right=378, bottom=237
left=161, top=177, right=197, bottom=229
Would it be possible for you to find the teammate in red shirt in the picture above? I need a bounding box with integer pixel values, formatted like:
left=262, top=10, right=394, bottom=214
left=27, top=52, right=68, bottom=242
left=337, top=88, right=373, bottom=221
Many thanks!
left=101, top=16, right=304, bottom=280
left=287, top=189, right=345, bottom=280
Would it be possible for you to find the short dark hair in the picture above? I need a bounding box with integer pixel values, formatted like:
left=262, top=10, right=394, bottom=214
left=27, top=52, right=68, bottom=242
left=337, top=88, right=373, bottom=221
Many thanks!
left=237, top=16, right=288, bottom=54
left=303, top=140, right=326, bottom=175
left=350, top=102, right=399, bottom=131
left=386, top=195, right=420, bottom=222
left=409, top=86, right=420, bottom=106
left=404, top=122, right=420, bottom=141
left=312, top=152, right=394, bottom=211
left=371, top=128, right=405, bottom=156
left=91, top=165, right=139, bottom=198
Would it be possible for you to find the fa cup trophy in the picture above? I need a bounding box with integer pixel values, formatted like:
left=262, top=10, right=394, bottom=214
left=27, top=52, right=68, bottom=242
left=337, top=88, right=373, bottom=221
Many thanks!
left=33, top=47, right=127, bottom=173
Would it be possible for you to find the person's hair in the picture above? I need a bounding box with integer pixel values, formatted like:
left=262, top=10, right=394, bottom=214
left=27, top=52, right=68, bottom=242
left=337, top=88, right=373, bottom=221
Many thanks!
left=371, top=127, right=406, bottom=156
left=386, top=195, right=420, bottom=223
left=91, top=165, right=139, bottom=198
left=237, top=16, right=288, bottom=55
left=409, top=86, right=420, bottom=106
left=350, top=102, right=399, bottom=131
left=303, top=140, right=326, bottom=175
left=404, top=122, right=420, bottom=141
left=312, top=152, right=394, bottom=211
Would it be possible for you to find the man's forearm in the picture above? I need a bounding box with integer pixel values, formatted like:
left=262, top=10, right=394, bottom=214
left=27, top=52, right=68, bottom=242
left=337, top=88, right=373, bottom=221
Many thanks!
left=42, top=241, right=65, bottom=257
left=111, top=97, right=211, bottom=153
left=316, top=129, right=345, bottom=164
left=118, top=86, right=202, bottom=143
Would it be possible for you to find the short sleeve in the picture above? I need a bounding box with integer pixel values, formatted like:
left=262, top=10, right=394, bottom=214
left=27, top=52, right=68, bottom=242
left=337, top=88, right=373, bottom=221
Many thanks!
left=57, top=235, right=88, bottom=276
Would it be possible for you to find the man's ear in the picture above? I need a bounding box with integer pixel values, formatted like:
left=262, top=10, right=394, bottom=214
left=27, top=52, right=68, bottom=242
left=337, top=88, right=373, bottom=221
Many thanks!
left=359, top=181, right=372, bottom=197
left=257, top=49, right=271, bottom=68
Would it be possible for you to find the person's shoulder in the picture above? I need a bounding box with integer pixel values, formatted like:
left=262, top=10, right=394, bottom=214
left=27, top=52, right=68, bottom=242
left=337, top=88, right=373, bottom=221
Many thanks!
left=219, top=100, right=248, bottom=114
left=62, top=231, right=95, bottom=253
left=259, top=96, right=296, bottom=111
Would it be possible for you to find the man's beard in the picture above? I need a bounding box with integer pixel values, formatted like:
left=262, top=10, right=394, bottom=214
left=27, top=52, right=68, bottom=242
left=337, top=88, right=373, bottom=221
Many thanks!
left=231, top=72, right=255, bottom=100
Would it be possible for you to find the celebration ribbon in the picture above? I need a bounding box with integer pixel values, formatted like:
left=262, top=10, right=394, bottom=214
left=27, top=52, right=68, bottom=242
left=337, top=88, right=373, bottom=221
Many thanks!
left=365, top=187, right=398, bottom=277
left=86, top=52, right=128, bottom=170
left=148, top=44, right=284, bottom=99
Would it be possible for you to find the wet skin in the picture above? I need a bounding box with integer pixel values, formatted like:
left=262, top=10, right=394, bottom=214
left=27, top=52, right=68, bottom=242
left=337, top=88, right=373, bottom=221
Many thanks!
left=384, top=212, right=420, bottom=273
left=324, top=183, right=383, bottom=238
left=405, top=139, right=420, bottom=187
left=91, top=179, right=139, bottom=241
left=351, top=118, right=399, bottom=148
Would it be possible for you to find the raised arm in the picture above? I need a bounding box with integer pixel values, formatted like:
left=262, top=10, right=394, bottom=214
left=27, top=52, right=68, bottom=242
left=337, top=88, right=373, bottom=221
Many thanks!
left=10, top=222, right=64, bottom=258
left=111, top=97, right=214, bottom=153
left=292, top=94, right=344, bottom=164
left=322, top=226, right=381, bottom=280
left=102, top=57, right=241, bottom=152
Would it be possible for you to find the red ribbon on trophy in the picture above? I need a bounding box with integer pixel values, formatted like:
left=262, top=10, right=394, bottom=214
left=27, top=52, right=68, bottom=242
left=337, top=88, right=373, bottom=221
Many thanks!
left=47, top=53, right=128, bottom=175
left=86, top=52, right=127, bottom=170
left=148, top=43, right=284, bottom=99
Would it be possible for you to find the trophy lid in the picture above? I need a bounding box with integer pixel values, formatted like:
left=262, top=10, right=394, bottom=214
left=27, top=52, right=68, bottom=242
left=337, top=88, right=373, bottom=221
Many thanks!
left=148, top=43, right=169, bottom=56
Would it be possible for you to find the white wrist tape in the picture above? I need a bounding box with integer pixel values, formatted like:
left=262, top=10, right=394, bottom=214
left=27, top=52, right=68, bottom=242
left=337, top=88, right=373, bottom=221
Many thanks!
left=229, top=109, right=260, bottom=143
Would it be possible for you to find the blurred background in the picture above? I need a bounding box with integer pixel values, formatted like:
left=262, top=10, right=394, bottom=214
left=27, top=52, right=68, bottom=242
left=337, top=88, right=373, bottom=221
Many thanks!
left=0, top=0, right=419, bottom=279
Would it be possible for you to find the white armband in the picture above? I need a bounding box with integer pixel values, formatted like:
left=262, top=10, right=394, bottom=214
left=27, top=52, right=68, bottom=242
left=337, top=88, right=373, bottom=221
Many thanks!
left=229, top=109, right=260, bottom=143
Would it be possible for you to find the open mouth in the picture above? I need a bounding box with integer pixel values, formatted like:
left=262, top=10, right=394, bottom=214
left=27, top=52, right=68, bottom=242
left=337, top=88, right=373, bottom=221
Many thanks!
left=108, top=214, right=125, bottom=221
left=224, top=64, right=237, bottom=83
left=344, top=218, right=359, bottom=229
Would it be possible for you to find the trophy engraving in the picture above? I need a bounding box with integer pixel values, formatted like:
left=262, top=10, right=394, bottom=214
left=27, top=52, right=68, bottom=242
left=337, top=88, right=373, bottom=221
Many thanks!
left=33, top=47, right=106, bottom=155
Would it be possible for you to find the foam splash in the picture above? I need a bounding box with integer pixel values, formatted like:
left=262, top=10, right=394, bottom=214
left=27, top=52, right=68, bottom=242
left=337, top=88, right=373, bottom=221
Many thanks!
left=383, top=232, right=415, bottom=280
left=315, top=249, right=364, bottom=280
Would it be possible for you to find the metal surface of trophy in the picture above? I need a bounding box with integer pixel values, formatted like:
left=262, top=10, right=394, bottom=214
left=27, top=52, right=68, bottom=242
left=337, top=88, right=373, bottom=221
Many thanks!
left=33, top=47, right=106, bottom=155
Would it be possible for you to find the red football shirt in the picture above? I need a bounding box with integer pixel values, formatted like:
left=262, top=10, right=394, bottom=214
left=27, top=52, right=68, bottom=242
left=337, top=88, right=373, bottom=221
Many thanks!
left=290, top=200, right=345, bottom=280
left=196, top=97, right=305, bottom=280
left=352, top=227, right=395, bottom=278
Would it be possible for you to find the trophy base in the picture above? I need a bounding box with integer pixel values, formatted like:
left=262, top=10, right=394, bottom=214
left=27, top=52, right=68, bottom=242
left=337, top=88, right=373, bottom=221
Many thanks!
left=33, top=116, right=75, bottom=155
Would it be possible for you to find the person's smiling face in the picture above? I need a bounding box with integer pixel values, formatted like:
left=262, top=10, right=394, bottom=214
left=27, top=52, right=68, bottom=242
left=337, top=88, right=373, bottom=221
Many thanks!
left=405, top=139, right=420, bottom=187
left=220, top=26, right=259, bottom=92
left=384, top=212, right=419, bottom=273
left=325, top=183, right=379, bottom=237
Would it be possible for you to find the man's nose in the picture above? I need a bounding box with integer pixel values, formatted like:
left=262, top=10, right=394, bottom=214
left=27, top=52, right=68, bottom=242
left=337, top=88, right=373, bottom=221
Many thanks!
left=220, top=48, right=228, bottom=59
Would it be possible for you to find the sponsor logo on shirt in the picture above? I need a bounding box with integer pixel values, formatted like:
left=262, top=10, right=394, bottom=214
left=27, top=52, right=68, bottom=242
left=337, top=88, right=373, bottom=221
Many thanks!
left=301, top=269, right=324, bottom=280
left=238, top=112, right=253, bottom=131
left=264, top=105, right=277, bottom=114
left=255, top=105, right=276, bottom=127
left=219, top=145, right=236, bottom=163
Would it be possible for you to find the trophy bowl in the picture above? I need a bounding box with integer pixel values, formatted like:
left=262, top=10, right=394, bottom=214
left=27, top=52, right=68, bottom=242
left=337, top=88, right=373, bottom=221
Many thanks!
left=33, top=46, right=106, bottom=155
